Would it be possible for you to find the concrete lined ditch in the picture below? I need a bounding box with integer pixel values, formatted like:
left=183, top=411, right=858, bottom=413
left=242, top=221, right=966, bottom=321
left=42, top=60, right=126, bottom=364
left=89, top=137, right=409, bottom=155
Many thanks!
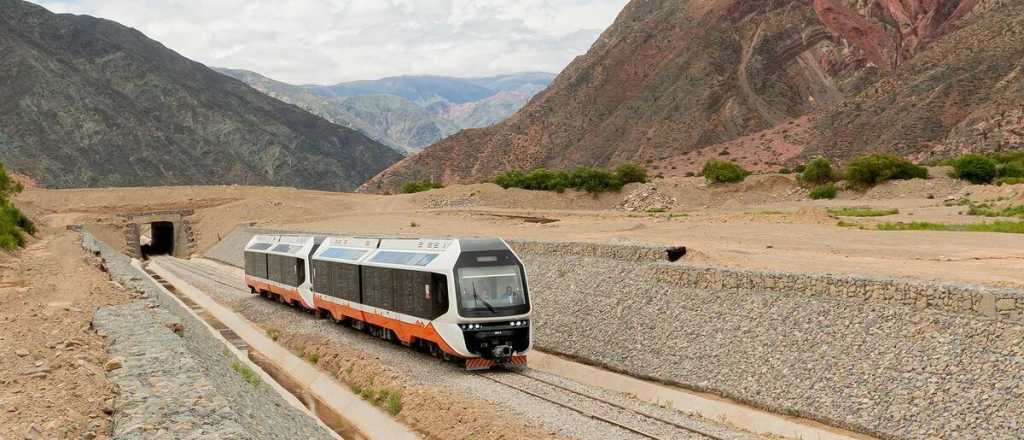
left=146, top=261, right=419, bottom=440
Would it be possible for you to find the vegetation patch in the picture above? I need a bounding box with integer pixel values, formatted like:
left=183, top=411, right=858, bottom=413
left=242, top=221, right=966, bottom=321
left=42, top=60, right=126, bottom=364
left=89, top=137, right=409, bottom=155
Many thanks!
left=266, top=328, right=282, bottom=341
left=950, top=154, right=998, bottom=184
left=230, top=361, right=262, bottom=388
left=493, top=163, right=647, bottom=194
left=828, top=207, right=899, bottom=217
left=844, top=154, right=928, bottom=189
left=966, top=204, right=1024, bottom=218
left=877, top=221, right=1024, bottom=234
left=702, top=160, right=750, bottom=184
left=401, top=180, right=445, bottom=194
left=799, top=156, right=834, bottom=185
left=995, top=177, right=1024, bottom=186
left=0, top=163, right=34, bottom=250
left=945, top=151, right=1024, bottom=184
left=809, top=184, right=837, bottom=200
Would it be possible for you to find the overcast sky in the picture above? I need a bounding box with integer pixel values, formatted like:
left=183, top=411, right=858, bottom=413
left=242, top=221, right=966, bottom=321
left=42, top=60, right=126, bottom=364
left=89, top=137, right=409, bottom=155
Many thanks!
left=36, top=0, right=630, bottom=84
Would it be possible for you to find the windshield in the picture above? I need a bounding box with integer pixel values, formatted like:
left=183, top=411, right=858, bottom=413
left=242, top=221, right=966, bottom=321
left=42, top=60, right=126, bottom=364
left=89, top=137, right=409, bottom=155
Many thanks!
left=457, top=265, right=526, bottom=313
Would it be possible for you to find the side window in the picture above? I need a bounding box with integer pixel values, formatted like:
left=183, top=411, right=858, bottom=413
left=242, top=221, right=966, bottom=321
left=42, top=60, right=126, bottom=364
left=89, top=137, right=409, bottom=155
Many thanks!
left=296, top=258, right=306, bottom=285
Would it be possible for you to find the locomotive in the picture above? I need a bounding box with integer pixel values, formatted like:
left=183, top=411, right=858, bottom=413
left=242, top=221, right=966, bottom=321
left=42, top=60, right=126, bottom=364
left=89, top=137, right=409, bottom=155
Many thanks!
left=243, top=234, right=532, bottom=370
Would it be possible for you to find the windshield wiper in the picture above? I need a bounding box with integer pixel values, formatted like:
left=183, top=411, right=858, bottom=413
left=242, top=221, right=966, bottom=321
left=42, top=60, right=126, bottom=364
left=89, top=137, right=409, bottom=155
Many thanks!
left=472, top=281, right=496, bottom=314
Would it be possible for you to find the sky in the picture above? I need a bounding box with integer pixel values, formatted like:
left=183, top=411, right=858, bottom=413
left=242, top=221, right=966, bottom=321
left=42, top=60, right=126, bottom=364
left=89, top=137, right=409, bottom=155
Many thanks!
left=36, top=0, right=630, bottom=85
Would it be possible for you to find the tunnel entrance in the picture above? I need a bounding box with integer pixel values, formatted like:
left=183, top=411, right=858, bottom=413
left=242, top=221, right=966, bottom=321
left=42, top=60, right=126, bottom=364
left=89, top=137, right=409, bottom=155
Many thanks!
left=141, top=221, right=175, bottom=258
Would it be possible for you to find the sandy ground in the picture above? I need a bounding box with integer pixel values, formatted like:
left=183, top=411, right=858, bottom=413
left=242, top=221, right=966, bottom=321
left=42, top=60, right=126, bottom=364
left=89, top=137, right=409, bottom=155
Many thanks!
left=14, top=170, right=1024, bottom=288
left=0, top=228, right=132, bottom=440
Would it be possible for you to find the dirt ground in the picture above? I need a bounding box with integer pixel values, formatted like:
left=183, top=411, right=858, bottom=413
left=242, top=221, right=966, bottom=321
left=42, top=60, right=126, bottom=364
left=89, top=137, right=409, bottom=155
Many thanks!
left=0, top=227, right=132, bottom=440
left=14, top=170, right=1024, bottom=288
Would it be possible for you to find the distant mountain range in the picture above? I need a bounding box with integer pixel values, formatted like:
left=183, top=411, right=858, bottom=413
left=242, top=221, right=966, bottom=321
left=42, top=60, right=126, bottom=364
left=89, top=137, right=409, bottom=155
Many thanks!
left=217, top=69, right=555, bottom=153
left=0, top=0, right=402, bottom=191
left=363, top=0, right=1024, bottom=192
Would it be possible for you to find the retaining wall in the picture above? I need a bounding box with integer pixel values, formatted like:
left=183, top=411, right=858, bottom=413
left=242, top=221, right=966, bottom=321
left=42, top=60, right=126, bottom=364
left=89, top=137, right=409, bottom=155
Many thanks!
left=207, top=227, right=1024, bottom=439
left=83, top=232, right=334, bottom=440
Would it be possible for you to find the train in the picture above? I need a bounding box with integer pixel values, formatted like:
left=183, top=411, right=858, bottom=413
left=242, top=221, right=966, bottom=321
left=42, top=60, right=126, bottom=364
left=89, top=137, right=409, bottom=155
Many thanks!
left=243, top=234, right=532, bottom=370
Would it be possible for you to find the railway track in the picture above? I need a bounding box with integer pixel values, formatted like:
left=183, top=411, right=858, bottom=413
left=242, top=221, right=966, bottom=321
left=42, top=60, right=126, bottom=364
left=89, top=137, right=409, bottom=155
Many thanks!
left=477, top=370, right=727, bottom=440
left=154, top=257, right=740, bottom=440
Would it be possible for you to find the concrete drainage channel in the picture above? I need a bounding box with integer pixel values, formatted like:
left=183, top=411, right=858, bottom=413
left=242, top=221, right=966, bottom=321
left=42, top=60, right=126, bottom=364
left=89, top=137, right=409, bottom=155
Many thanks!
left=82, top=231, right=418, bottom=440
left=145, top=261, right=418, bottom=440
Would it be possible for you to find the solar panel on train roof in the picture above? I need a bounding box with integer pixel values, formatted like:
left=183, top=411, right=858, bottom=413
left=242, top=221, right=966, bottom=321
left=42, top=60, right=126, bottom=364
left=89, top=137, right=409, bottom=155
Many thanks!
left=319, top=248, right=367, bottom=261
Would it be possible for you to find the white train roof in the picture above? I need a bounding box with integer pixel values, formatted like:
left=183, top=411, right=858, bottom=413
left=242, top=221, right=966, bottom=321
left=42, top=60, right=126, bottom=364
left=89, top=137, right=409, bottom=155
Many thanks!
left=245, top=234, right=318, bottom=257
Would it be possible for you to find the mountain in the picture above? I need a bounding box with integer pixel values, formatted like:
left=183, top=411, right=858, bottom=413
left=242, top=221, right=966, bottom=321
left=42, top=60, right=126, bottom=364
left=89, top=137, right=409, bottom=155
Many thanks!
left=216, top=68, right=461, bottom=153
left=0, top=0, right=403, bottom=191
left=219, top=69, right=555, bottom=153
left=361, top=0, right=1024, bottom=192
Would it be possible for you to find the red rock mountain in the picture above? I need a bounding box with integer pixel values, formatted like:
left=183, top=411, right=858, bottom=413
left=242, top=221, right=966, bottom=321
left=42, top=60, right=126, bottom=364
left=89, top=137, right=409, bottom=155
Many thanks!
left=362, top=0, right=1023, bottom=192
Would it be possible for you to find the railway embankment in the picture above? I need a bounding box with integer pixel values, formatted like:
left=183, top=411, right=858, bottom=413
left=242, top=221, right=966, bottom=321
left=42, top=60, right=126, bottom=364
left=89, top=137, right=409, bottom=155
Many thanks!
left=82, top=232, right=336, bottom=440
left=207, top=226, right=1024, bottom=440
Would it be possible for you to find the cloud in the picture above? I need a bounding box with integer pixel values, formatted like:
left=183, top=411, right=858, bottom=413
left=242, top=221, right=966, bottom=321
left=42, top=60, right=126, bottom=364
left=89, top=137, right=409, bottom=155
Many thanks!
left=34, top=0, right=630, bottom=84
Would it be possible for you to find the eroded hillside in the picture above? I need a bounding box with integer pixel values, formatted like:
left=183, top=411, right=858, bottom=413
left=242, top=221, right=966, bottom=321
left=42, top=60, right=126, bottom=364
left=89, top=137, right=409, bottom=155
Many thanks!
left=363, top=0, right=1021, bottom=192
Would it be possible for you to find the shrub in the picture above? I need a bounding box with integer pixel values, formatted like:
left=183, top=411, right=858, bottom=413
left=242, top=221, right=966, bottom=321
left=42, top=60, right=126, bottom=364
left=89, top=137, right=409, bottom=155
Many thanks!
left=800, top=156, right=834, bottom=185
left=844, top=154, right=928, bottom=188
left=401, top=180, right=444, bottom=194
left=523, top=168, right=570, bottom=192
left=494, top=170, right=526, bottom=189
left=997, top=161, right=1024, bottom=179
left=0, top=163, right=32, bottom=250
left=614, top=163, right=648, bottom=184
left=568, top=167, right=624, bottom=193
left=809, top=184, right=838, bottom=200
left=703, top=160, right=750, bottom=184
left=950, top=154, right=998, bottom=184
left=495, top=164, right=646, bottom=194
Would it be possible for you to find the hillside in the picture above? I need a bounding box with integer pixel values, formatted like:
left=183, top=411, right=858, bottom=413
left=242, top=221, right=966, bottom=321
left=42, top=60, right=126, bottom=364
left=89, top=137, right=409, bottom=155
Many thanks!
left=220, top=69, right=555, bottom=152
left=0, top=0, right=403, bottom=191
left=362, top=0, right=1023, bottom=192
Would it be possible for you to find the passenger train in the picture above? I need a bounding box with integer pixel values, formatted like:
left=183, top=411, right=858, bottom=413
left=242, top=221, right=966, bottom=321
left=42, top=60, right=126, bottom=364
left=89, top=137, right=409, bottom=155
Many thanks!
left=243, top=234, right=531, bottom=370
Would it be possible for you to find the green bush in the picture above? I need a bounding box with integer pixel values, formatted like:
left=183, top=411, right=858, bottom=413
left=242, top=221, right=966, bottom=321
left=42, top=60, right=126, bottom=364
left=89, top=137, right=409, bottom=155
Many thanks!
left=950, top=154, right=998, bottom=184
left=400, top=180, right=444, bottom=194
left=997, top=161, right=1024, bottom=179
left=702, top=160, right=750, bottom=184
left=0, top=163, right=33, bottom=250
left=495, top=164, right=644, bottom=194
left=828, top=207, right=899, bottom=217
left=800, top=156, right=834, bottom=185
left=844, top=154, right=928, bottom=188
left=568, top=167, right=624, bottom=193
left=494, top=170, right=526, bottom=189
left=809, top=184, right=837, bottom=200
left=614, top=163, right=648, bottom=184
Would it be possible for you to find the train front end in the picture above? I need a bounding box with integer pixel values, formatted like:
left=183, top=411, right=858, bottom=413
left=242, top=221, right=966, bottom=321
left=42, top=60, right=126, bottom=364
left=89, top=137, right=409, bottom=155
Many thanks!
left=439, top=238, right=532, bottom=370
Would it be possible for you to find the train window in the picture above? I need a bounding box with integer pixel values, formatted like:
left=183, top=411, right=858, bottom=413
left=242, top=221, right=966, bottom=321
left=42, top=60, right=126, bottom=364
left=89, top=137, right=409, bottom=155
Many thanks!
left=248, top=243, right=272, bottom=251
left=321, top=248, right=367, bottom=261
left=457, top=266, right=526, bottom=311
left=296, top=259, right=305, bottom=285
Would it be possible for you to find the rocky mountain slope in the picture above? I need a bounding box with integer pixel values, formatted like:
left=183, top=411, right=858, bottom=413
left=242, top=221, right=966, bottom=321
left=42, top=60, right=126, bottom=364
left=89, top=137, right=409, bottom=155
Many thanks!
left=0, top=0, right=403, bottom=191
left=362, top=0, right=1023, bottom=192
left=219, top=69, right=554, bottom=153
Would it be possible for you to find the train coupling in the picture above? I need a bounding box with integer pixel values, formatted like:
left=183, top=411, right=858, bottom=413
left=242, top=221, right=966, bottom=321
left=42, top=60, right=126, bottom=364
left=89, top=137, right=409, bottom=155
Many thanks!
left=492, top=345, right=514, bottom=359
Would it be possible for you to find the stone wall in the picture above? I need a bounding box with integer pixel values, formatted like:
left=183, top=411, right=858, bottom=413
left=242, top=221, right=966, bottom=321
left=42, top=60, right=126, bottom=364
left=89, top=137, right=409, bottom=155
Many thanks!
left=83, top=232, right=334, bottom=440
left=516, top=241, right=1024, bottom=440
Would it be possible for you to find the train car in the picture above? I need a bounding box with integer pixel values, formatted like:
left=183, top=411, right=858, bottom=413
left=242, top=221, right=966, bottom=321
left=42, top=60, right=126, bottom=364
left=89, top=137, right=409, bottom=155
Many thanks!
left=243, top=234, right=322, bottom=309
left=244, top=234, right=532, bottom=370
